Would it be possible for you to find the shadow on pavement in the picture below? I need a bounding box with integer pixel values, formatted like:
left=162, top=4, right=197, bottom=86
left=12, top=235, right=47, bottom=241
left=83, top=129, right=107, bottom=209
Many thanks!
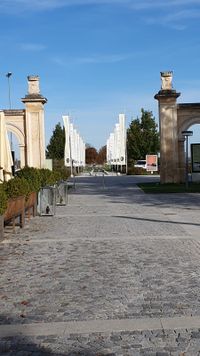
left=1, top=337, right=113, bottom=356
left=114, top=215, right=200, bottom=227
left=71, top=176, right=200, bottom=211
left=0, top=316, right=114, bottom=356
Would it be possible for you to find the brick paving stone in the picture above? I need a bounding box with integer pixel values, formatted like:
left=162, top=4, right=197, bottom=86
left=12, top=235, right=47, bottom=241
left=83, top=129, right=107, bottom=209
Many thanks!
left=1, top=175, right=200, bottom=355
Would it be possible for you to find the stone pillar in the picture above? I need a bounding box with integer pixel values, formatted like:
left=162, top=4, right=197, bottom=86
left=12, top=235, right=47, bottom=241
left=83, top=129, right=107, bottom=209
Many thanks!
left=178, top=139, right=185, bottom=183
left=19, top=144, right=26, bottom=168
left=155, top=72, right=181, bottom=183
left=21, top=76, right=47, bottom=168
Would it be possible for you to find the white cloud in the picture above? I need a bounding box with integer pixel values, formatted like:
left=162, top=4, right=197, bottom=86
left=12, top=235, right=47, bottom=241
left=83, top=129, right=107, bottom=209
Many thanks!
left=1, top=0, right=200, bottom=33
left=1, top=0, right=200, bottom=13
left=51, top=50, right=153, bottom=67
left=146, top=8, right=200, bottom=30
left=164, top=9, right=200, bottom=22
left=0, top=0, right=127, bottom=12
left=51, top=56, right=67, bottom=66
left=19, top=43, right=46, bottom=51
left=51, top=53, right=131, bottom=66
left=76, top=53, right=131, bottom=64
left=130, top=0, right=200, bottom=10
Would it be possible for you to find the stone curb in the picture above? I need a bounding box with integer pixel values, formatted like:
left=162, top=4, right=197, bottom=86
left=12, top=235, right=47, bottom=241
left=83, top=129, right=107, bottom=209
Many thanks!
left=1, top=316, right=200, bottom=338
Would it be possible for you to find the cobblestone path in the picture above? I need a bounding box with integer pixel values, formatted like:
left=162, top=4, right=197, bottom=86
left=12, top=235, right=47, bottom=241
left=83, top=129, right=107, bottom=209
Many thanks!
left=1, top=175, right=200, bottom=355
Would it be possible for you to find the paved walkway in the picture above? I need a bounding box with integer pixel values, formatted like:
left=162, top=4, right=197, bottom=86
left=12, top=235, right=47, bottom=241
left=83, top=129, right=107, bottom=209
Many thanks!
left=1, top=175, right=200, bottom=355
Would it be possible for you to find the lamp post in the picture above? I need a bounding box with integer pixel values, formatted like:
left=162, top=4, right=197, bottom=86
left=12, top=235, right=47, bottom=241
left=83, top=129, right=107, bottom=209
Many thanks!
left=6, top=72, right=12, bottom=108
left=182, top=130, right=193, bottom=189
left=6, top=72, right=12, bottom=148
left=6, top=72, right=15, bottom=176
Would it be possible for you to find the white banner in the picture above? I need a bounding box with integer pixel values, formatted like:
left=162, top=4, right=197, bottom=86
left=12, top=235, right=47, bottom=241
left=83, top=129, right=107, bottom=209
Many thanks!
left=107, top=113, right=126, bottom=166
left=63, top=115, right=85, bottom=169
left=119, top=114, right=126, bottom=165
left=63, top=115, right=71, bottom=167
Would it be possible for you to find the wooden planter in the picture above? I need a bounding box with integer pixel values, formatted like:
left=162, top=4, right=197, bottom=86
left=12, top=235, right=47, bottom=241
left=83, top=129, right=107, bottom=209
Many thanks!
left=4, top=196, right=25, bottom=231
left=25, top=192, right=37, bottom=220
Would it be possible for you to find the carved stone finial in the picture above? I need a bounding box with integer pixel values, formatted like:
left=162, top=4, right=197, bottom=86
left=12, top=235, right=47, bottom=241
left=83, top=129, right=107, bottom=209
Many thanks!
left=160, top=71, right=173, bottom=90
left=27, top=75, right=40, bottom=95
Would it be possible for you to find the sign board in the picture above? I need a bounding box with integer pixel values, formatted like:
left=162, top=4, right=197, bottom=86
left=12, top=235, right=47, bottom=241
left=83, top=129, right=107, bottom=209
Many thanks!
left=191, top=144, right=200, bottom=172
left=45, top=159, right=53, bottom=171
left=146, top=155, right=158, bottom=172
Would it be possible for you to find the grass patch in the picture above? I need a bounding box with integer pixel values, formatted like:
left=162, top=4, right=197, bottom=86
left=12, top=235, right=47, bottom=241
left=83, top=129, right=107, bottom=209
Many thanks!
left=138, top=182, right=200, bottom=193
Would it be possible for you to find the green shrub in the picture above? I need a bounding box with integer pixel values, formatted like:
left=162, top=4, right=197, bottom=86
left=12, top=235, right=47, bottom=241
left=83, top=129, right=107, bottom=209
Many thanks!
left=103, top=165, right=112, bottom=172
left=39, top=168, right=57, bottom=187
left=52, top=170, right=62, bottom=182
left=1, top=166, right=67, bottom=210
left=52, top=160, right=71, bottom=180
left=17, top=167, right=56, bottom=189
left=127, top=166, right=148, bottom=175
left=17, top=167, right=66, bottom=192
left=16, top=167, right=41, bottom=192
left=0, top=185, right=8, bottom=215
left=53, top=167, right=70, bottom=181
left=52, top=159, right=64, bottom=170
left=3, top=177, right=31, bottom=200
left=16, top=166, right=69, bottom=192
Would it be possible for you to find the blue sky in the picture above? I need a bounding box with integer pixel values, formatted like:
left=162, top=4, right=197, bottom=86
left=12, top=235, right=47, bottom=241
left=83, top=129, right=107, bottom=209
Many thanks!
left=0, top=0, right=200, bottom=152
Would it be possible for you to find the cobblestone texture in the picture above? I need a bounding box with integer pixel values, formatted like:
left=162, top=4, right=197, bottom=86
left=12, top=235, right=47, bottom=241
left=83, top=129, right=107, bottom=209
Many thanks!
left=1, top=328, right=200, bottom=355
left=1, top=175, right=200, bottom=355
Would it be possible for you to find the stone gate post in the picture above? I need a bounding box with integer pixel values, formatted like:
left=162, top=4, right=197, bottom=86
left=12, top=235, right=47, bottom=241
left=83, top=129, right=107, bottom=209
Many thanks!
left=178, top=139, right=185, bottom=183
left=21, top=76, right=47, bottom=168
left=155, top=72, right=181, bottom=183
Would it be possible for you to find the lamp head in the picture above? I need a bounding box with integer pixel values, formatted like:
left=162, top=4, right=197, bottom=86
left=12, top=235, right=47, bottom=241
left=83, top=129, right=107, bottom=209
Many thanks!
left=182, top=130, right=193, bottom=137
left=6, top=72, right=12, bottom=78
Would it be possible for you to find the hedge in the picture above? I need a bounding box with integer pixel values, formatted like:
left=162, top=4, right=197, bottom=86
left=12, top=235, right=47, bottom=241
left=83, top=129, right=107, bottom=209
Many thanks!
left=3, top=177, right=31, bottom=200
left=0, top=166, right=69, bottom=215
left=0, top=185, right=8, bottom=215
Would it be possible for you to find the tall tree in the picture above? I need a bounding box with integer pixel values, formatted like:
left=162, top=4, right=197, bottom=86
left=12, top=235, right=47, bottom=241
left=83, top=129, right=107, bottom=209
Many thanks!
left=127, top=109, right=160, bottom=163
left=96, top=145, right=107, bottom=165
left=46, top=123, right=65, bottom=159
left=85, top=146, right=98, bottom=164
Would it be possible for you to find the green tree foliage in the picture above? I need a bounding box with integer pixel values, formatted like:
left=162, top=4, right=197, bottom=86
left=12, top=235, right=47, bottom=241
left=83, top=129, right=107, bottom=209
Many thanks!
left=46, top=123, right=65, bottom=159
left=127, top=109, right=160, bottom=163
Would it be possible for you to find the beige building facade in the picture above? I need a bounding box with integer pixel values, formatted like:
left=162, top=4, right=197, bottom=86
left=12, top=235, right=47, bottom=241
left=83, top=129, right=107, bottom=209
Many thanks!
left=3, top=76, right=47, bottom=170
left=155, top=72, right=200, bottom=184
